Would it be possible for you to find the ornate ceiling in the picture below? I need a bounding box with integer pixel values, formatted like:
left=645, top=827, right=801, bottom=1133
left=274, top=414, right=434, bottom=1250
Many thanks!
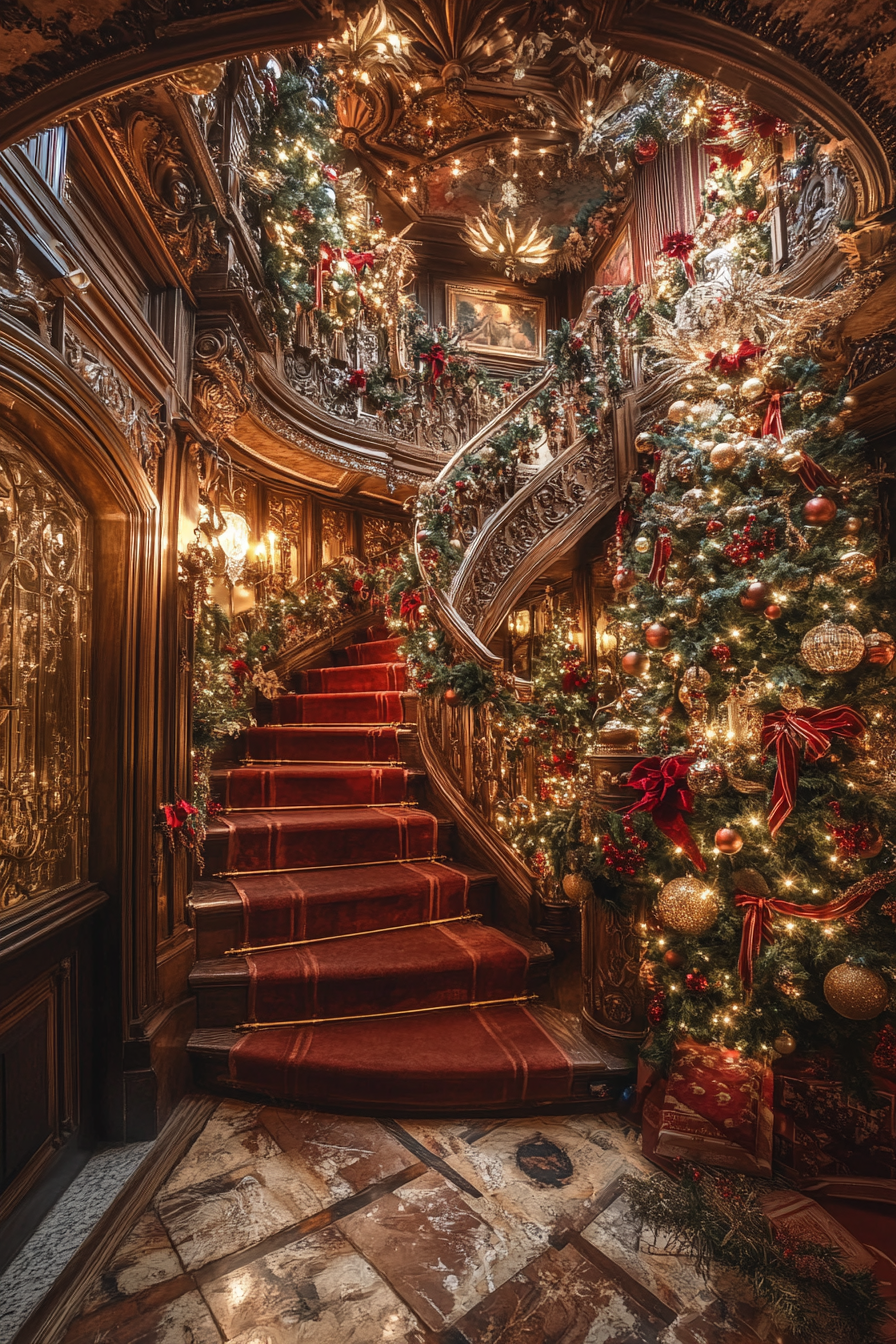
left=1, top=0, right=895, bottom=197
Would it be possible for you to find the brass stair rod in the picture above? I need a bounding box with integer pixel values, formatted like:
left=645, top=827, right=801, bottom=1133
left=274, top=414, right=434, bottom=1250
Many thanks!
left=226, top=911, right=481, bottom=957
left=240, top=759, right=403, bottom=766
left=215, top=854, right=449, bottom=879
left=222, top=802, right=419, bottom=813
left=235, top=993, right=536, bottom=1033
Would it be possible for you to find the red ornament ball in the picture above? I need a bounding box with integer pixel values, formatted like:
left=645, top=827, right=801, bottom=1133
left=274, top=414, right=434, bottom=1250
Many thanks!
left=764, top=604, right=782, bottom=620
left=739, top=580, right=769, bottom=611
left=710, top=643, right=732, bottom=662
left=802, top=495, right=838, bottom=526
left=621, top=650, right=650, bottom=676
left=705, top=519, right=724, bottom=535
left=663, top=949, right=685, bottom=968
left=714, top=826, right=744, bottom=854
left=645, top=622, right=672, bottom=649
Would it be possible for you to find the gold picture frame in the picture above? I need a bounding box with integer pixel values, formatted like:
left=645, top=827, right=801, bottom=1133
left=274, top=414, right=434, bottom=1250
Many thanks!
left=446, top=283, right=545, bottom=362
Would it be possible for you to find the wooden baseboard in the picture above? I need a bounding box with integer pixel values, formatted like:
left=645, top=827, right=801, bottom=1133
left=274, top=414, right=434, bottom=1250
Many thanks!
left=14, top=1092, right=217, bottom=1344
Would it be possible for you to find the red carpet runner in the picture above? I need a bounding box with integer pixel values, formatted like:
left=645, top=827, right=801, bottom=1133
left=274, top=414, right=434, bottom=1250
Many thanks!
left=197, top=628, right=574, bottom=1108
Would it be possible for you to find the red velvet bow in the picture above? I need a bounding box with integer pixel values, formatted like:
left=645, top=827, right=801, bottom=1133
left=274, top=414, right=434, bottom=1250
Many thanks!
left=421, top=343, right=447, bottom=383
left=625, top=753, right=705, bottom=870
left=399, top=589, right=424, bottom=630
left=344, top=249, right=375, bottom=273
left=647, top=528, right=672, bottom=587
left=625, top=291, right=642, bottom=323
left=736, top=878, right=891, bottom=991
left=707, top=340, right=765, bottom=375
left=706, top=143, right=745, bottom=171
left=163, top=798, right=198, bottom=830
left=761, top=706, right=866, bottom=836
left=348, top=369, right=367, bottom=391
left=661, top=232, right=696, bottom=285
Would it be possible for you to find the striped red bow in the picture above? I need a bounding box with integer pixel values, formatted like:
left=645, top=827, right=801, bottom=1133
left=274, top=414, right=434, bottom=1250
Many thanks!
left=761, top=706, right=866, bottom=837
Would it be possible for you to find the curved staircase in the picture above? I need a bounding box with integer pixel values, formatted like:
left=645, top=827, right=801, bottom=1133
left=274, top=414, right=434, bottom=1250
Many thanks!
left=187, top=626, right=630, bottom=1113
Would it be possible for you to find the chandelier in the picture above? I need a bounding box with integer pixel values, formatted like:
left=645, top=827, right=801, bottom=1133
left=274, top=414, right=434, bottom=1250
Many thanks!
left=461, top=206, right=557, bottom=280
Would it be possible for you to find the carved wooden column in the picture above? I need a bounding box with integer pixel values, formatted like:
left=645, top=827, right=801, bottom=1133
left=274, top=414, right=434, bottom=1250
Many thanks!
left=581, top=884, right=648, bottom=1043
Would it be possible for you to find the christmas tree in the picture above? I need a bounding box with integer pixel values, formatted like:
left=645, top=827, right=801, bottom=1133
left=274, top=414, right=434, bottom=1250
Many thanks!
left=598, top=129, right=896, bottom=1090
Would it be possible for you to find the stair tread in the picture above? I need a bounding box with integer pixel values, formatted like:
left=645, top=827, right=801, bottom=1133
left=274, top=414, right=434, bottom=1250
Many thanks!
left=191, top=860, right=495, bottom=913
left=207, top=803, right=433, bottom=831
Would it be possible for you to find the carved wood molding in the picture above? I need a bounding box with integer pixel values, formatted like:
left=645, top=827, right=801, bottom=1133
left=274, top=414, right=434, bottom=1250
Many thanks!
left=192, top=326, right=252, bottom=446
left=63, top=332, right=165, bottom=486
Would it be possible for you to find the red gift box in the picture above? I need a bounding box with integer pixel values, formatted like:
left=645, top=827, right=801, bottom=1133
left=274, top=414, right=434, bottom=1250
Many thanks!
left=773, top=1058, right=896, bottom=1180
left=642, top=1038, right=774, bottom=1176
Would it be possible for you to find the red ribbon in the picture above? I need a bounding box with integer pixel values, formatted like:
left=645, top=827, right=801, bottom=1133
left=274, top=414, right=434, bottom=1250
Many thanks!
left=625, top=754, right=705, bottom=871
left=661, top=232, right=696, bottom=285
left=798, top=451, right=840, bottom=494
left=761, top=707, right=866, bottom=836
left=647, top=528, right=672, bottom=587
left=420, top=343, right=446, bottom=383
left=762, top=390, right=785, bottom=440
left=348, top=369, right=367, bottom=391
left=163, top=798, right=199, bottom=830
left=625, top=291, right=642, bottom=323
left=736, top=885, right=882, bottom=991
left=707, top=340, right=765, bottom=375
left=399, top=589, right=423, bottom=630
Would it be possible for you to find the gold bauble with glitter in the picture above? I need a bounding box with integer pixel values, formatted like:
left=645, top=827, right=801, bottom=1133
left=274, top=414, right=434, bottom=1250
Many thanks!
left=800, top=621, right=865, bottom=674
left=801, top=389, right=825, bottom=410
left=762, top=362, right=790, bottom=390
left=780, top=450, right=804, bottom=474
left=710, top=443, right=737, bottom=471
left=773, top=1031, right=798, bottom=1055
left=823, top=964, right=889, bottom=1020
left=687, top=758, right=728, bottom=796
left=634, top=534, right=651, bottom=554
left=657, top=878, right=719, bottom=935
left=562, top=872, right=594, bottom=902
left=667, top=399, right=691, bottom=423
left=833, top=552, right=876, bottom=586
left=635, top=432, right=655, bottom=453
left=741, top=376, right=766, bottom=402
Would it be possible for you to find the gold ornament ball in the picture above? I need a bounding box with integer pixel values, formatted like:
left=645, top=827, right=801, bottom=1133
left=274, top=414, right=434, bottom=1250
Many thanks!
left=719, top=411, right=737, bottom=426
left=773, top=1031, right=798, bottom=1055
left=863, top=629, right=896, bottom=667
left=834, top=552, right=876, bottom=586
left=800, top=620, right=865, bottom=674
left=801, top=389, right=825, bottom=410
left=635, top=432, right=655, bottom=454
left=715, top=381, right=734, bottom=398
left=762, top=362, right=789, bottom=390
left=843, top=516, right=863, bottom=535
left=683, top=665, right=711, bottom=690
left=823, top=964, right=889, bottom=1020
left=634, top=534, right=651, bottom=554
left=667, top=399, right=691, bottom=423
left=780, top=450, right=804, bottom=474
left=687, top=758, right=728, bottom=796
left=562, top=873, right=594, bottom=902
left=621, top=649, right=651, bottom=676
left=824, top=415, right=846, bottom=437
left=657, top=878, right=719, bottom=935
left=741, top=376, right=766, bottom=402
left=710, top=444, right=737, bottom=471
left=737, top=412, right=762, bottom=434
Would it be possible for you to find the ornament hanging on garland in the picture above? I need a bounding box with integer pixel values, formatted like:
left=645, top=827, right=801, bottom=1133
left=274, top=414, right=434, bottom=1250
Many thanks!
left=622, top=650, right=650, bottom=676
left=715, top=826, right=744, bottom=854
left=823, top=964, right=889, bottom=1020
left=562, top=872, right=594, bottom=901
left=802, top=496, right=838, bottom=526
left=833, top=552, right=876, bottom=585
left=773, top=1031, right=798, bottom=1055
left=864, top=629, right=895, bottom=666
left=739, top=580, right=770, bottom=611
left=687, top=758, right=728, bottom=796
left=800, top=621, right=865, bottom=673
left=657, top=877, right=719, bottom=934
left=645, top=622, right=672, bottom=649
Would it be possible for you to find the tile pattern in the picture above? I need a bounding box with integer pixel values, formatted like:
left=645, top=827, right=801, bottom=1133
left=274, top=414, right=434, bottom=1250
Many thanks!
left=59, top=1102, right=780, bottom=1344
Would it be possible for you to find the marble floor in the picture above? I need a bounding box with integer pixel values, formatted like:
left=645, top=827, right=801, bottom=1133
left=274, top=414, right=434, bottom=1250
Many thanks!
left=59, top=1101, right=778, bottom=1344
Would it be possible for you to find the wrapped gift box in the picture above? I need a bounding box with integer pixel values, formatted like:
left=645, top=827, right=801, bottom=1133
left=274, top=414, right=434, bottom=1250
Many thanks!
left=773, top=1059, right=896, bottom=1180
left=641, top=1038, right=774, bottom=1176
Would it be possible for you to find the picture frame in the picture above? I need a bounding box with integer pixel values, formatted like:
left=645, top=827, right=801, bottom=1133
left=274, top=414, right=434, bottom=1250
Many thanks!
left=446, top=283, right=545, bottom=362
left=594, top=223, right=633, bottom=289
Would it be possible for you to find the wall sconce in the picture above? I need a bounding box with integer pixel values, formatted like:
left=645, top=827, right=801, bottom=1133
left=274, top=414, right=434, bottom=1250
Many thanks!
left=217, top=510, right=250, bottom=585
left=509, top=609, right=531, bottom=639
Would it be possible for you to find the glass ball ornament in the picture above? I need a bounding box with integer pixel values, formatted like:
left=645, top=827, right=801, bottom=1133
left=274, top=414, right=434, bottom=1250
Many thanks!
left=773, top=1031, right=798, bottom=1055
left=764, top=604, right=782, bottom=620
left=741, top=376, right=766, bottom=402
left=823, top=964, right=889, bottom=1020
left=843, top=516, right=863, bottom=535
left=714, top=826, right=743, bottom=853
left=663, top=948, right=685, bottom=968
left=683, top=665, right=711, bottom=690
left=634, top=534, right=651, bottom=554
left=710, top=444, right=737, bottom=471
left=687, top=758, right=728, bottom=796
left=780, top=450, right=804, bottom=474
left=719, top=411, right=737, bottom=426
left=737, top=412, right=762, bottom=434
left=802, top=495, right=837, bottom=526
left=667, top=399, right=691, bottom=423
left=740, top=580, right=769, bottom=611
left=824, top=415, right=846, bottom=436
left=762, top=362, right=789, bottom=390
left=645, top=622, right=672, bottom=649
left=657, top=878, right=719, bottom=935
left=801, top=389, right=825, bottom=410
left=715, top=382, right=733, bottom=398
left=635, top=432, right=655, bottom=453
left=834, top=552, right=876, bottom=585
left=800, top=620, right=865, bottom=673
left=621, top=650, right=650, bottom=676
left=864, top=629, right=896, bottom=666
left=562, top=872, right=594, bottom=902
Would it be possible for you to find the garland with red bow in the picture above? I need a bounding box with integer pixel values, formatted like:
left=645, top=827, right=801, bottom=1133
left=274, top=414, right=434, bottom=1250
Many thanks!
left=625, top=753, right=706, bottom=870
left=420, top=342, right=447, bottom=387
left=399, top=589, right=424, bottom=630
left=761, top=706, right=866, bottom=836
left=735, top=867, right=896, bottom=991
left=348, top=369, right=367, bottom=391
left=706, top=340, right=764, bottom=376
left=160, top=797, right=201, bottom=856
left=661, top=231, right=696, bottom=285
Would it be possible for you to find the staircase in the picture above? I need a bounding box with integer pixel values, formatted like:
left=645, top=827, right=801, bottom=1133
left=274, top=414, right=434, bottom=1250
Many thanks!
left=187, top=626, right=631, bottom=1113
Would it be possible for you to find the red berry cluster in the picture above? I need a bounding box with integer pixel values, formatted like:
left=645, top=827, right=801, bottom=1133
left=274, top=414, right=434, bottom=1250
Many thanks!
left=647, top=990, right=666, bottom=1025
left=710, top=642, right=732, bottom=662
left=722, top=515, right=777, bottom=566
left=826, top=801, right=880, bottom=856
left=685, top=971, right=708, bottom=994
left=600, top=819, right=649, bottom=876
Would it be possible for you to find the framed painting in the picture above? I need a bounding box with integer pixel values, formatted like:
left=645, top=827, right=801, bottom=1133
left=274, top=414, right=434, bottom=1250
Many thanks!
left=595, top=224, right=633, bottom=288
left=446, top=283, right=545, bottom=362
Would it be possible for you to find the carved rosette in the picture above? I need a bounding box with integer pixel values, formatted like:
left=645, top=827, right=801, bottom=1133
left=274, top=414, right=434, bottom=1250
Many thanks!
left=192, top=328, right=252, bottom=445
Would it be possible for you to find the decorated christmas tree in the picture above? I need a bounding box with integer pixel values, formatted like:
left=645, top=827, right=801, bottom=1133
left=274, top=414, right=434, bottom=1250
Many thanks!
left=598, top=133, right=896, bottom=1092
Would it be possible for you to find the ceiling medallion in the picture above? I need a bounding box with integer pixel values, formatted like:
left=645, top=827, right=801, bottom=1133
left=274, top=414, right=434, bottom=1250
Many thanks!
left=461, top=204, right=556, bottom=281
